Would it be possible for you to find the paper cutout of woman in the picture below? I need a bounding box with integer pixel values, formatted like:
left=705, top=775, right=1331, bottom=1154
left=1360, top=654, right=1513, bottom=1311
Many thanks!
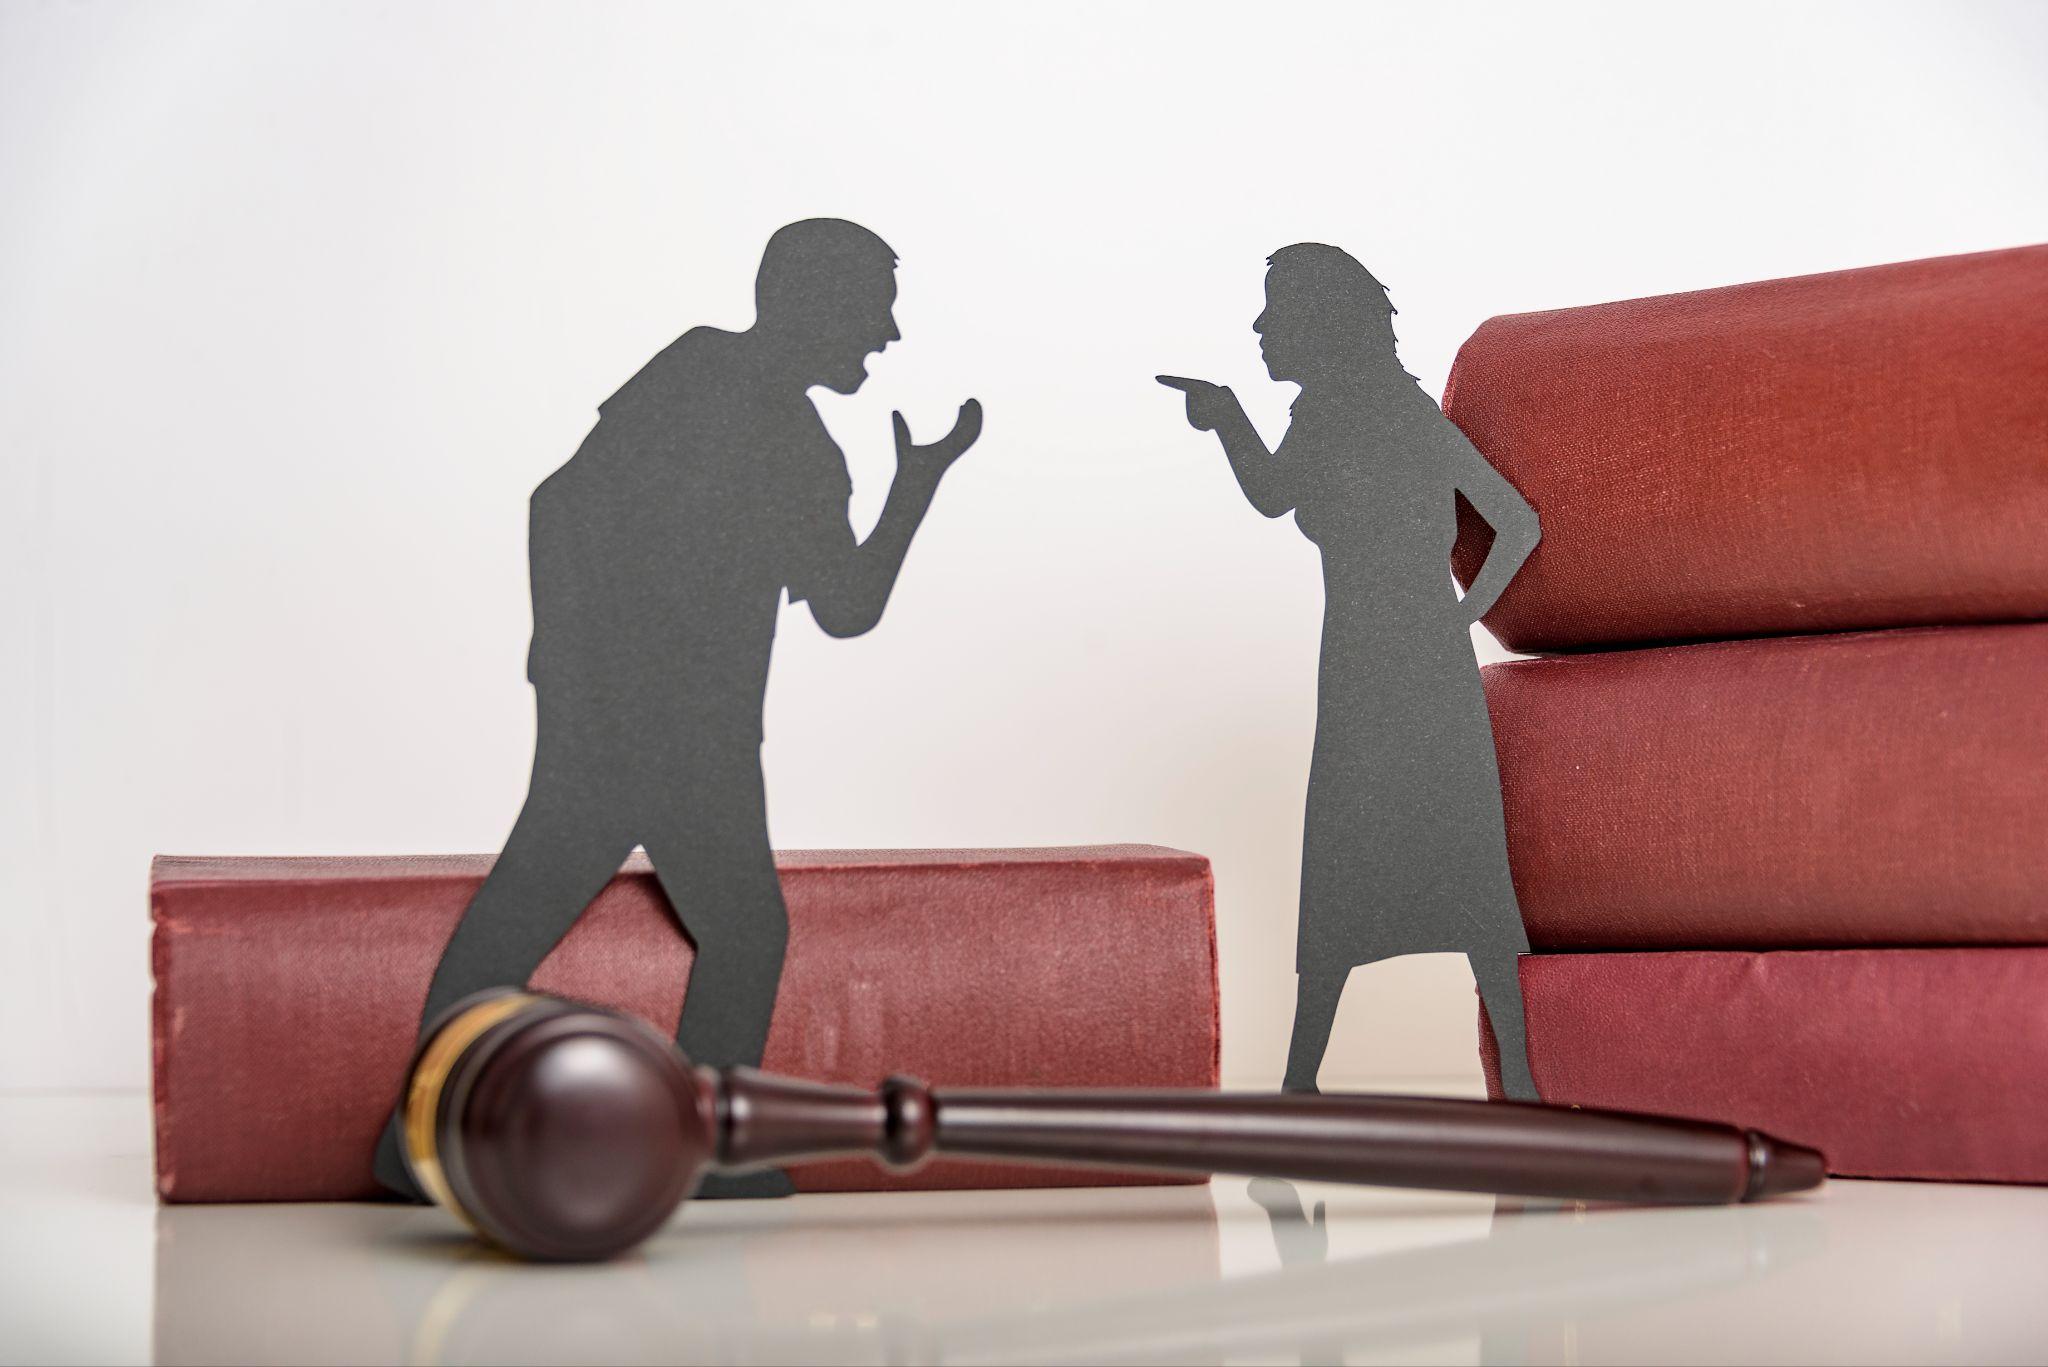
left=1160, top=243, right=1541, bottom=1100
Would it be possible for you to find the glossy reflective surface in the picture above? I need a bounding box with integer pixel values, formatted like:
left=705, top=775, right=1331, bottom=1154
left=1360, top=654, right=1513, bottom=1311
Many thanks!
left=6, top=1093, right=2046, bottom=1364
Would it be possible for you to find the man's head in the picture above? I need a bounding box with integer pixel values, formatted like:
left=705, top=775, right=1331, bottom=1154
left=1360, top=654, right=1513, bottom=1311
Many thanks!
left=753, top=219, right=900, bottom=393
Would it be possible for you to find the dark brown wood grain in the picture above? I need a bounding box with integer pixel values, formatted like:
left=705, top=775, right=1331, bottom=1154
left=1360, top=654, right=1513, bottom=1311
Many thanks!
left=423, top=993, right=1824, bottom=1262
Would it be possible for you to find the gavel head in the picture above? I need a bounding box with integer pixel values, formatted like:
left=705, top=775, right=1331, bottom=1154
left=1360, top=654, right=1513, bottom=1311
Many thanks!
left=400, top=991, right=709, bottom=1261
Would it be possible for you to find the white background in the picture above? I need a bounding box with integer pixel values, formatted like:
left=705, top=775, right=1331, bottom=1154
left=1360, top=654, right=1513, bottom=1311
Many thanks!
left=3, top=1, right=2044, bottom=1093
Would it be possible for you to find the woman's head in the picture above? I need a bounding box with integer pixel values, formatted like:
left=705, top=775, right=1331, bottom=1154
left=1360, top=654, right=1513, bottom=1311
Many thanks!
left=1256, top=244, right=1399, bottom=385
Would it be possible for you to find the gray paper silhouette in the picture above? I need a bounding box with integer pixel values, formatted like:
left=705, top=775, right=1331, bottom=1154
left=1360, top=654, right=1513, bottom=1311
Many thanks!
left=372, top=219, right=982, bottom=1199
left=1160, top=243, right=1540, bottom=1100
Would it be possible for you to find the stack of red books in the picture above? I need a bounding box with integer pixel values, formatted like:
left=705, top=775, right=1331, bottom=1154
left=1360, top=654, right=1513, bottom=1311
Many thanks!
left=1445, top=244, right=2048, bottom=1183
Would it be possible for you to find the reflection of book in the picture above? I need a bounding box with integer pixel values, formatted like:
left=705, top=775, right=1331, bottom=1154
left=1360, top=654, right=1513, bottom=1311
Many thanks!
left=1447, top=243, right=2048, bottom=653
left=152, top=1185, right=1225, bottom=1366
left=1484, top=623, right=2048, bottom=950
left=151, top=846, right=1218, bottom=1202
left=150, top=1183, right=1809, bottom=1367
left=1479, top=948, right=2048, bottom=1183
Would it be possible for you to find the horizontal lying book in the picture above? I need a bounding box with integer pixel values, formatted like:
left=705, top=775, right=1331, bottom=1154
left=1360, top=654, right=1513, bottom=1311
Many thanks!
left=1446, top=243, right=2048, bottom=652
left=1485, top=622, right=2048, bottom=950
left=151, top=846, right=1218, bottom=1202
left=1479, top=947, right=2048, bottom=1183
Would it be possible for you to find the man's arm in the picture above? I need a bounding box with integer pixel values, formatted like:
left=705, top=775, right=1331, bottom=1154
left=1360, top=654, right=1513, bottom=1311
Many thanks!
left=799, top=400, right=983, bottom=639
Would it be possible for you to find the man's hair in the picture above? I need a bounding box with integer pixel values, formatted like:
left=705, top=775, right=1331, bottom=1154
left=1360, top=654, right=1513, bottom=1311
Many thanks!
left=755, top=219, right=899, bottom=325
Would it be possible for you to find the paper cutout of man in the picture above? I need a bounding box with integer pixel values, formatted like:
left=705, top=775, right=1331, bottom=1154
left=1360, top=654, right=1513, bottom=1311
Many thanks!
left=374, top=219, right=982, bottom=1199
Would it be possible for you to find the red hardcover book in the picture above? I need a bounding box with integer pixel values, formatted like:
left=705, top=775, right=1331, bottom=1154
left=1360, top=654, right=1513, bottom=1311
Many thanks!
left=151, top=845, right=1219, bottom=1202
left=1445, top=244, right=2048, bottom=653
left=1478, top=948, right=2048, bottom=1184
left=1485, top=623, right=2048, bottom=951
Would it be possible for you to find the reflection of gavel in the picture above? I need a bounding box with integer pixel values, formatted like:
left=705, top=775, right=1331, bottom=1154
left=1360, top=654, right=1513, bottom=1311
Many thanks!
left=402, top=991, right=1825, bottom=1261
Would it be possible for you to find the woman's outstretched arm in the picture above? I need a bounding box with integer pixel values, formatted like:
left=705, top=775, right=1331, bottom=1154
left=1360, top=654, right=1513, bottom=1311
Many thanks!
left=1448, top=429, right=1540, bottom=625
left=1158, top=376, right=1295, bottom=518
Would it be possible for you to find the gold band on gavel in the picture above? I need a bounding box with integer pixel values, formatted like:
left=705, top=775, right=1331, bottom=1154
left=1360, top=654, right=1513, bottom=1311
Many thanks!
left=401, top=992, right=542, bottom=1229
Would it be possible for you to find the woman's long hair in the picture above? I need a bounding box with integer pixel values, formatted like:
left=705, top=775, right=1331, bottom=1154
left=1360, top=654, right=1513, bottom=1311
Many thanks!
left=1265, top=243, right=1408, bottom=380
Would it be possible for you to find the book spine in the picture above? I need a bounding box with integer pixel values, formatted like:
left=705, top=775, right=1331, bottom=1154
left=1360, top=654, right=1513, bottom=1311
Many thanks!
left=1445, top=243, right=2048, bottom=653
left=1479, top=948, right=2048, bottom=1184
left=1485, top=622, right=2048, bottom=950
left=152, top=853, right=1219, bottom=1202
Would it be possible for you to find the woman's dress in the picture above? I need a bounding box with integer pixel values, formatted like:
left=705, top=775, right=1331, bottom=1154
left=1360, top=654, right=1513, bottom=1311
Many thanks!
left=1285, top=383, right=1528, bottom=974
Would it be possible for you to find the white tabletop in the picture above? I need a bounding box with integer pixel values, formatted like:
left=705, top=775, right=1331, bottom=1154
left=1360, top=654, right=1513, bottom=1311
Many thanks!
left=4, top=1091, right=2044, bottom=1365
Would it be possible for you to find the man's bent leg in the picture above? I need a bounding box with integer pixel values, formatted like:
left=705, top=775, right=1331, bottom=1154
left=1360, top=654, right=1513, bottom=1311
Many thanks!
left=645, top=764, right=792, bottom=1197
left=648, top=835, right=789, bottom=1067
left=371, top=775, right=633, bottom=1197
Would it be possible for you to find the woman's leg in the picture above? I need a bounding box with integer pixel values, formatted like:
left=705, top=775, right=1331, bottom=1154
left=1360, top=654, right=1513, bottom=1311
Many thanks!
left=1472, top=953, right=1540, bottom=1102
left=644, top=751, right=795, bottom=1199
left=1282, top=966, right=1349, bottom=1093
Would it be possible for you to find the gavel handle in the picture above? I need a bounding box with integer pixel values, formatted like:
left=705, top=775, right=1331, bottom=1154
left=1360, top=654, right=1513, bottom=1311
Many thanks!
left=706, top=1069, right=1823, bottom=1206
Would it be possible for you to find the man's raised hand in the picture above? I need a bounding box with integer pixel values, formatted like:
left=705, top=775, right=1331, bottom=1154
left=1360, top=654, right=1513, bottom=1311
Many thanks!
left=893, top=399, right=984, bottom=482
left=1157, top=375, right=1239, bottom=433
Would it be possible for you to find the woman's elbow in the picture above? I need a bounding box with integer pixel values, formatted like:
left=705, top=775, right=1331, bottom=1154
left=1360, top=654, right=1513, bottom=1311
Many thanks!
left=809, top=596, right=881, bottom=639
left=1495, top=498, right=1540, bottom=555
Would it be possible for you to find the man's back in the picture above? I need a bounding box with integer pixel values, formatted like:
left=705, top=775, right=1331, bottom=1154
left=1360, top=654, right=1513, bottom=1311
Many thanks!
left=526, top=327, right=850, bottom=734
left=377, top=221, right=965, bottom=1204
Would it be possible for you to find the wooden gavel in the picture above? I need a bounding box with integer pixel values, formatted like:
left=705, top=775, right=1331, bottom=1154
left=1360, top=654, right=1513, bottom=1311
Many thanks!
left=401, top=991, right=1826, bottom=1261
